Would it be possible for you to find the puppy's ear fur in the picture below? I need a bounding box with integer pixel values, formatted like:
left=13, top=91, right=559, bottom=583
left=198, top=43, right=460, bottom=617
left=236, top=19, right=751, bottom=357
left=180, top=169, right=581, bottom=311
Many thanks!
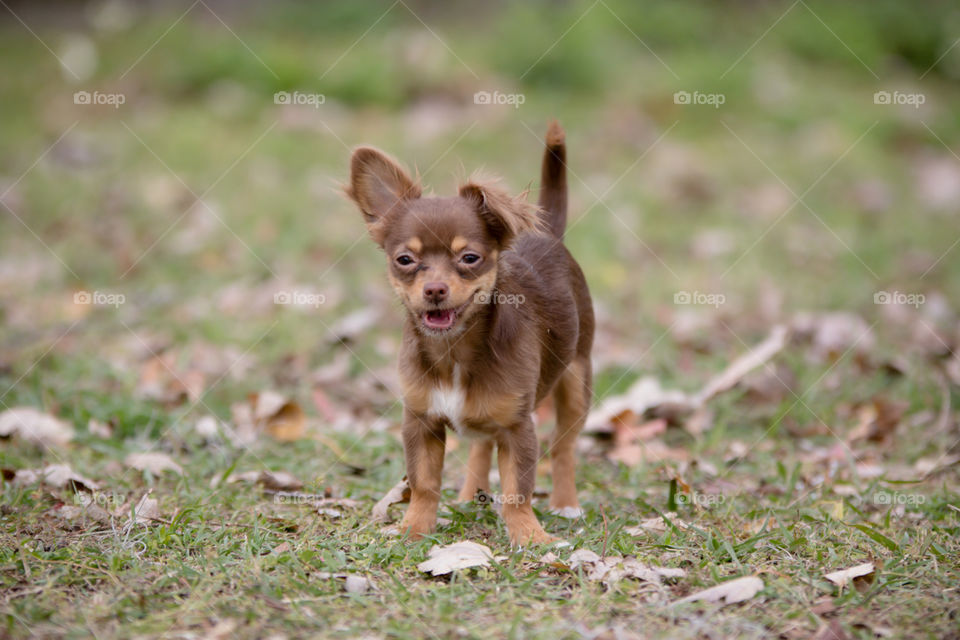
left=458, top=177, right=542, bottom=248
left=346, top=147, right=421, bottom=244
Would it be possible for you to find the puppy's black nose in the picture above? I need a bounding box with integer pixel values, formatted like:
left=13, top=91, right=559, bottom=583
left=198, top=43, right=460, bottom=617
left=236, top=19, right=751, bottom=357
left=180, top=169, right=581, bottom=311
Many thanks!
left=423, top=281, right=449, bottom=304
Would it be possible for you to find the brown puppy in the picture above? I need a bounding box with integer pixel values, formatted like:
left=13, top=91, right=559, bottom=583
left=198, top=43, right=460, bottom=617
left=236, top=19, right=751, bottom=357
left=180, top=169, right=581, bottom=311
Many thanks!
left=347, top=122, right=594, bottom=545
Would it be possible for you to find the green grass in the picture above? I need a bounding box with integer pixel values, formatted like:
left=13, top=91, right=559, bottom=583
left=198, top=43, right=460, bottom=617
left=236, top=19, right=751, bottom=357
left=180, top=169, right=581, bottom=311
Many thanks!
left=2, top=1, right=959, bottom=638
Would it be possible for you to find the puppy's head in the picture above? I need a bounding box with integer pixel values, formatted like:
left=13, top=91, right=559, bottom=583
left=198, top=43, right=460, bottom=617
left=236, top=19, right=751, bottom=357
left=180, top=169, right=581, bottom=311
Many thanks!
left=347, top=147, right=540, bottom=337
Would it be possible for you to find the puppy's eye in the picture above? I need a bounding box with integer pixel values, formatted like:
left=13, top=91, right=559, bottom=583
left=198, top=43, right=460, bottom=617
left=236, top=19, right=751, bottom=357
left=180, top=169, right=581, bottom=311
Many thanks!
left=460, top=253, right=481, bottom=265
left=396, top=255, right=415, bottom=266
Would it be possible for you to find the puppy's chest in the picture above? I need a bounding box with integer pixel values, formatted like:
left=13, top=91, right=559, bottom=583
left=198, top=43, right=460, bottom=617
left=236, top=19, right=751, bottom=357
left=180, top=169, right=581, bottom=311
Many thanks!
left=403, top=365, right=520, bottom=436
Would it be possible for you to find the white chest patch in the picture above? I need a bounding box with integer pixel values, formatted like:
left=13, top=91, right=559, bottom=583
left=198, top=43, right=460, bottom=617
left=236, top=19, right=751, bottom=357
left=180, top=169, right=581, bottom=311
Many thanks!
left=428, top=365, right=467, bottom=434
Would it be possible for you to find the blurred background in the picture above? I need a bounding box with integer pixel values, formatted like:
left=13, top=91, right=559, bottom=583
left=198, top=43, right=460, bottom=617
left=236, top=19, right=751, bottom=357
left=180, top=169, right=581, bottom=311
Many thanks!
left=1, top=0, right=959, bottom=462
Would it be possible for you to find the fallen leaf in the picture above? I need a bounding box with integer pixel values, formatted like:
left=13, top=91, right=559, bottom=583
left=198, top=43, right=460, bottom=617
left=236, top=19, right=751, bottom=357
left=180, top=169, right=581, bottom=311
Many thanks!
left=812, top=621, right=849, bottom=640
left=585, top=377, right=694, bottom=434
left=0, top=407, right=74, bottom=446
left=125, top=452, right=184, bottom=475
left=568, top=549, right=686, bottom=584
left=586, top=325, right=787, bottom=437
left=344, top=575, right=370, bottom=594
left=13, top=464, right=99, bottom=492
left=231, top=391, right=306, bottom=443
left=225, top=470, right=303, bottom=491
left=823, top=562, right=874, bottom=590
left=417, top=541, right=493, bottom=575
left=624, top=513, right=689, bottom=534
left=130, top=492, right=161, bottom=525
left=87, top=418, right=112, bottom=438
left=792, top=312, right=874, bottom=362
left=372, top=477, right=410, bottom=522
left=673, top=575, right=764, bottom=606
left=328, top=308, right=379, bottom=344
left=848, top=397, right=906, bottom=444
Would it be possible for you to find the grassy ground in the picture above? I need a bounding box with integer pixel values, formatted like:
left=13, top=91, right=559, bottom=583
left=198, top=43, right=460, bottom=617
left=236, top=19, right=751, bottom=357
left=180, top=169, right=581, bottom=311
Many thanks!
left=1, top=1, right=960, bottom=638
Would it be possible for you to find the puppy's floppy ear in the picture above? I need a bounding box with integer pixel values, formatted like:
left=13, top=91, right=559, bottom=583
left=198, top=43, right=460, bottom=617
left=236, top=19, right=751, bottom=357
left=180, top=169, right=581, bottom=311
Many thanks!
left=458, top=177, right=542, bottom=248
left=346, top=147, right=421, bottom=244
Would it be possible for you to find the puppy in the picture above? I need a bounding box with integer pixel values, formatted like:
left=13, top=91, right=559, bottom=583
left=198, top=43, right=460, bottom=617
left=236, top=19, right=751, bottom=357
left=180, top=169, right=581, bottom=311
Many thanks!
left=347, top=122, right=594, bottom=545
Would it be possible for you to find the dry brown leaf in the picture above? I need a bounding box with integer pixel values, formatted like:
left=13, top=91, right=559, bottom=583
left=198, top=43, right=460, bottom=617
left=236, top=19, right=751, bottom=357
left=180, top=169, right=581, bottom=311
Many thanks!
left=673, top=575, right=764, bottom=606
left=137, top=354, right=206, bottom=406
left=812, top=621, right=849, bottom=640
left=231, top=391, right=307, bottom=443
left=568, top=549, right=686, bottom=584
left=130, top=492, right=161, bottom=524
left=792, top=312, right=875, bottom=362
left=417, top=541, right=493, bottom=575
left=344, top=575, right=370, bottom=594
left=226, top=470, right=303, bottom=491
left=328, top=308, right=379, bottom=344
left=13, top=464, right=99, bottom=492
left=824, top=562, right=874, bottom=590
left=125, top=452, right=183, bottom=475
left=587, top=326, right=787, bottom=438
left=372, top=477, right=411, bottom=522
left=0, top=407, right=74, bottom=446
left=586, top=377, right=693, bottom=434
left=624, top=513, right=689, bottom=535
left=87, top=418, right=112, bottom=438
left=847, top=397, right=906, bottom=444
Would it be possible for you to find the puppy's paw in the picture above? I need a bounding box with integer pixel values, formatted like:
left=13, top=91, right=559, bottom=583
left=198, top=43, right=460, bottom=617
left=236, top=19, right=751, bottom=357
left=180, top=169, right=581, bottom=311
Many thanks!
left=399, top=513, right=436, bottom=542
left=507, top=524, right=558, bottom=547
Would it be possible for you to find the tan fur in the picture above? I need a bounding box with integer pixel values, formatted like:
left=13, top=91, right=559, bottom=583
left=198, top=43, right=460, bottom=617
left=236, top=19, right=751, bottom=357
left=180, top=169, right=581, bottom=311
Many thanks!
left=550, top=357, right=590, bottom=511
left=457, top=439, right=493, bottom=502
left=450, top=236, right=468, bottom=253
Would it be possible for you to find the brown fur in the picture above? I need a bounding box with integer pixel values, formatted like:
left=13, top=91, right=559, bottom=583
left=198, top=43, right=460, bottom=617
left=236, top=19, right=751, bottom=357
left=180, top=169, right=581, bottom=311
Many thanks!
left=347, top=121, right=595, bottom=546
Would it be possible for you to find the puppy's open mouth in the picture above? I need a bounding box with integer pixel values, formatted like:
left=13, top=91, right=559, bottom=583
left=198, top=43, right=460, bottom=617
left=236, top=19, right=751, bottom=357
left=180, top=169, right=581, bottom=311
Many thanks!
left=421, top=301, right=470, bottom=332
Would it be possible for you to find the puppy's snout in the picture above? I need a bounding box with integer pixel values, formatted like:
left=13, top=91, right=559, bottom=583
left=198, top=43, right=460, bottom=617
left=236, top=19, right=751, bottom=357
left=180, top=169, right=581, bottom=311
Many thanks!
left=423, top=281, right=449, bottom=304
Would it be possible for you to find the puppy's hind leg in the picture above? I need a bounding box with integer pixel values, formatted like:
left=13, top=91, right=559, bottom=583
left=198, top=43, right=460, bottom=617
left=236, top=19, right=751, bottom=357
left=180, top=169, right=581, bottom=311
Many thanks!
left=549, top=357, right=591, bottom=518
left=457, top=439, right=493, bottom=502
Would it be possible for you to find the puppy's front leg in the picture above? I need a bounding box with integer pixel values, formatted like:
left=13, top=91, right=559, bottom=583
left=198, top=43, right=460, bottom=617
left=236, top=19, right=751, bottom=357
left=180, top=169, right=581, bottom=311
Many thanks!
left=399, top=409, right=445, bottom=540
left=498, top=419, right=557, bottom=546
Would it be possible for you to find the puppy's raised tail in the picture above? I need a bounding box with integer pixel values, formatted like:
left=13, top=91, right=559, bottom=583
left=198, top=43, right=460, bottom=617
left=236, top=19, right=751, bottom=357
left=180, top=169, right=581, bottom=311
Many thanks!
left=539, top=120, right=568, bottom=239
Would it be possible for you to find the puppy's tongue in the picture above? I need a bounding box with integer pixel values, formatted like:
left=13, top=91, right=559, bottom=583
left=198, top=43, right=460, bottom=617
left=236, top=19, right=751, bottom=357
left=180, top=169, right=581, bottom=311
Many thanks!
left=423, top=309, right=455, bottom=330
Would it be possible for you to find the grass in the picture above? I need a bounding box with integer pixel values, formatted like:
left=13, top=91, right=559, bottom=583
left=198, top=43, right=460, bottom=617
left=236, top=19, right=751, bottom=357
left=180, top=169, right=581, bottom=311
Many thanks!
left=1, top=1, right=960, bottom=638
